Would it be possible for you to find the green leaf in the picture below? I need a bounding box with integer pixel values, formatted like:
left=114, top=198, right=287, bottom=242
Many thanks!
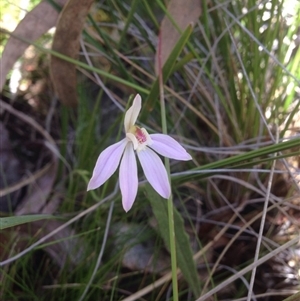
left=146, top=186, right=201, bottom=297
left=141, top=24, right=193, bottom=119
left=0, top=215, right=57, bottom=230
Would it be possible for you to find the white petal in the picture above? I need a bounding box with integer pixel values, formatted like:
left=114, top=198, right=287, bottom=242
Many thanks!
left=87, top=139, right=127, bottom=190
left=149, top=134, right=192, bottom=161
left=119, top=143, right=138, bottom=212
left=124, top=94, right=142, bottom=132
left=137, top=147, right=171, bottom=199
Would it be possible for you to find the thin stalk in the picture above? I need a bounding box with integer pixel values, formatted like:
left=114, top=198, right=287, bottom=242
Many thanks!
left=247, top=128, right=279, bottom=301
left=78, top=201, right=114, bottom=301
left=157, top=31, right=179, bottom=301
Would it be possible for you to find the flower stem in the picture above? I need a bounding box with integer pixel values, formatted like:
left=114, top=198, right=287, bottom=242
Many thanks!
left=157, top=31, right=179, bottom=301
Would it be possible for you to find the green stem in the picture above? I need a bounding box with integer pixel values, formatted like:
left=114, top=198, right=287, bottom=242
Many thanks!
left=158, top=32, right=179, bottom=301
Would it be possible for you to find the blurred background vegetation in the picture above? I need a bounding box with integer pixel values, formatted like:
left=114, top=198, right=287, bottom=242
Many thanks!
left=0, top=0, right=299, bottom=300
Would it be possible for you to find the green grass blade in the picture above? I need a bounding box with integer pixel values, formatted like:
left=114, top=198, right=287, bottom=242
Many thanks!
left=141, top=24, right=193, bottom=118
left=175, top=137, right=300, bottom=183
left=0, top=215, right=58, bottom=230
left=146, top=186, right=201, bottom=298
left=2, top=29, right=149, bottom=95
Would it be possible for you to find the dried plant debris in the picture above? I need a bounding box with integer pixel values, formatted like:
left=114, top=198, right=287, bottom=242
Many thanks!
left=0, top=0, right=68, bottom=91
left=0, top=122, right=24, bottom=213
left=109, top=222, right=170, bottom=274
left=155, top=0, right=201, bottom=73
left=50, top=0, right=95, bottom=107
left=0, top=99, right=57, bottom=212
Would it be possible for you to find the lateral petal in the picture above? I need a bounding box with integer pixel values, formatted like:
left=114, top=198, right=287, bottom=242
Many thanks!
left=87, top=139, right=127, bottom=190
left=149, top=134, right=192, bottom=161
left=124, top=94, right=141, bottom=132
left=137, top=147, right=171, bottom=199
left=119, top=143, right=138, bottom=212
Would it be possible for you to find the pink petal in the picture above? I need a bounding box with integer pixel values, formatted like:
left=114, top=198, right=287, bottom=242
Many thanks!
left=87, top=139, right=127, bottom=190
left=149, top=134, right=192, bottom=161
left=137, top=147, right=171, bottom=199
left=119, top=143, right=138, bottom=212
left=124, top=94, right=141, bottom=132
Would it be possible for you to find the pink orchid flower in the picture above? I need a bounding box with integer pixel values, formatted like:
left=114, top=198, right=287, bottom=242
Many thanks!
left=87, top=94, right=192, bottom=212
